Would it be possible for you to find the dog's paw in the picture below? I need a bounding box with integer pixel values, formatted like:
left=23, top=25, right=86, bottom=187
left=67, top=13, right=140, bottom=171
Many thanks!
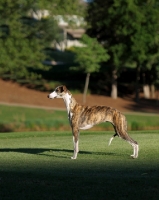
left=71, top=156, right=76, bottom=160
left=130, top=155, right=137, bottom=159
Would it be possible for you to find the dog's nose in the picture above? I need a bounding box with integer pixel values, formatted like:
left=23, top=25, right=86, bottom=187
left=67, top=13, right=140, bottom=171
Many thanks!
left=47, top=94, right=50, bottom=98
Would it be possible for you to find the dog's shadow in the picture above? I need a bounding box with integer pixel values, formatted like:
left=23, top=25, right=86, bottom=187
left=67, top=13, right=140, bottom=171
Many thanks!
left=0, top=148, right=116, bottom=158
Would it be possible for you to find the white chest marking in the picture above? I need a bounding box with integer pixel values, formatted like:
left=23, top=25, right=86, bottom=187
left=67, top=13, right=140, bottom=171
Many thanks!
left=63, top=93, right=72, bottom=114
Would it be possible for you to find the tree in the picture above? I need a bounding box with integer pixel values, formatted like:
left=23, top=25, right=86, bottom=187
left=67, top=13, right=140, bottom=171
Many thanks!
left=45, top=0, right=86, bottom=16
left=73, top=34, right=110, bottom=103
left=0, top=0, right=62, bottom=80
left=86, top=0, right=159, bottom=100
left=125, top=1, right=159, bottom=101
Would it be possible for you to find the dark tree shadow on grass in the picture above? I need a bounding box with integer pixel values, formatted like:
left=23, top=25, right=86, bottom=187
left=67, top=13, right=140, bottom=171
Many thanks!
left=123, top=97, right=159, bottom=113
left=0, top=148, right=117, bottom=158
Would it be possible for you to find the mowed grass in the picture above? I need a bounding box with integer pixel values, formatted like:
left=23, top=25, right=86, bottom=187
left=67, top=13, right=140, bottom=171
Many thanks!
left=0, top=104, right=159, bottom=132
left=0, top=105, right=69, bottom=131
left=0, top=130, right=159, bottom=200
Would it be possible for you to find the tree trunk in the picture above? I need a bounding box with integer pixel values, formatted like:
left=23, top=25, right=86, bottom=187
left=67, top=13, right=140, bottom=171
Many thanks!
left=83, top=73, right=90, bottom=104
left=150, top=84, right=155, bottom=99
left=157, top=90, right=159, bottom=105
left=111, top=69, right=117, bottom=99
left=135, top=65, right=140, bottom=102
left=143, top=84, right=150, bottom=99
left=142, top=72, right=150, bottom=99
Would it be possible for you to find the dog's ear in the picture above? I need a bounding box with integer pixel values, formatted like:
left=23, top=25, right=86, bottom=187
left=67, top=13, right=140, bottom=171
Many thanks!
left=62, top=85, right=67, bottom=92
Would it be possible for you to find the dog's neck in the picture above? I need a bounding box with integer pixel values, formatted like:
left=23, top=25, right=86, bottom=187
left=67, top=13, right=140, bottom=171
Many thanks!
left=62, top=91, right=77, bottom=114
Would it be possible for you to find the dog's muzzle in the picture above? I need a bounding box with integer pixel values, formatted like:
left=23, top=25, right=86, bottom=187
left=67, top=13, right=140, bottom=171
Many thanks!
left=48, top=91, right=58, bottom=99
left=47, top=94, right=57, bottom=99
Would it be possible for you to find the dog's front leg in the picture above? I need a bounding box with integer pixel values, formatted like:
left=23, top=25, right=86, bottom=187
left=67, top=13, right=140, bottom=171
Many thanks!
left=71, top=128, right=79, bottom=160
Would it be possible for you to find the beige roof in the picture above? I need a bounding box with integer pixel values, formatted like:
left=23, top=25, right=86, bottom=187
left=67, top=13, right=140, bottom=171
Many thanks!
left=64, top=28, right=85, bottom=38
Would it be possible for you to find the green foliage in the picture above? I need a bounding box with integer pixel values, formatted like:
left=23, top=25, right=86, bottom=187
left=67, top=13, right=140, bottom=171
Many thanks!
left=0, top=0, right=86, bottom=81
left=73, top=34, right=110, bottom=73
left=0, top=0, right=62, bottom=80
left=86, top=0, right=159, bottom=73
left=47, top=0, right=86, bottom=16
left=0, top=0, right=41, bottom=79
left=36, top=17, right=63, bottom=47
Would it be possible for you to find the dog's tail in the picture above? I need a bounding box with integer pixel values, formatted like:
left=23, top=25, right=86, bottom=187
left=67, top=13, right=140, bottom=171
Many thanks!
left=115, top=112, right=138, bottom=145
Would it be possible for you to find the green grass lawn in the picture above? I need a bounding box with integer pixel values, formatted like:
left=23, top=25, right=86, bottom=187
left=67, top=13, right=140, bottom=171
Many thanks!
left=0, top=130, right=159, bottom=200
left=0, top=104, right=159, bottom=132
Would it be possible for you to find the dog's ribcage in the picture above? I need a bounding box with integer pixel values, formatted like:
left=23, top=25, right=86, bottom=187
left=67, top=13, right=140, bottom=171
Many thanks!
left=70, top=104, right=122, bottom=130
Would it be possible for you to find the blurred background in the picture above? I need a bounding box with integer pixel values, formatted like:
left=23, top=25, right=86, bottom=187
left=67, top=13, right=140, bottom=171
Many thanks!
left=0, top=0, right=159, bottom=132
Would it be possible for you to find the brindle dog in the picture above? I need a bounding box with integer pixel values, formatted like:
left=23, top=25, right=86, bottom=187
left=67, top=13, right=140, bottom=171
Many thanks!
left=48, top=85, right=139, bottom=159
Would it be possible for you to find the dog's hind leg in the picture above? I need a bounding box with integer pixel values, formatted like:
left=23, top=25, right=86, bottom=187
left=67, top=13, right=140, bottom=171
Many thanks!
left=108, top=123, right=119, bottom=146
left=108, top=132, right=118, bottom=146
left=129, top=141, right=139, bottom=158
left=114, top=113, right=139, bottom=158
left=120, top=130, right=139, bottom=158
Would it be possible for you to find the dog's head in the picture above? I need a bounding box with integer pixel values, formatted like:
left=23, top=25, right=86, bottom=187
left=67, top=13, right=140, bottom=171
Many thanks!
left=48, top=85, right=68, bottom=99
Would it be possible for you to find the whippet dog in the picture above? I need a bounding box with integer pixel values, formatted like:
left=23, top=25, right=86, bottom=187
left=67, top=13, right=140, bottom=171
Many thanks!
left=48, top=85, right=139, bottom=159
